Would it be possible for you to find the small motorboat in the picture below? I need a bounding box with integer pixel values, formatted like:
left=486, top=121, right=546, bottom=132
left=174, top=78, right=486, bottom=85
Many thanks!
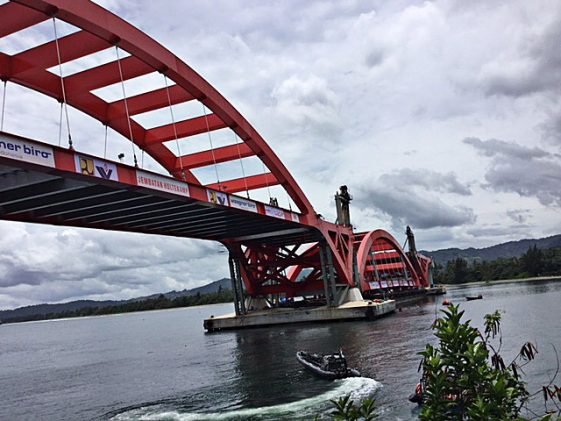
left=296, top=350, right=360, bottom=380
left=465, top=295, right=483, bottom=301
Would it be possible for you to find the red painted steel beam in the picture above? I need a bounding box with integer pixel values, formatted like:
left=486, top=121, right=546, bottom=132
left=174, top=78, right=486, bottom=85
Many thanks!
left=206, top=172, right=278, bottom=193
left=175, top=143, right=254, bottom=170
left=12, top=31, right=110, bottom=74
left=0, top=2, right=48, bottom=38
left=366, top=263, right=405, bottom=271
left=107, top=84, right=195, bottom=121
left=144, top=113, right=226, bottom=145
left=64, top=55, right=153, bottom=94
left=372, top=251, right=401, bottom=260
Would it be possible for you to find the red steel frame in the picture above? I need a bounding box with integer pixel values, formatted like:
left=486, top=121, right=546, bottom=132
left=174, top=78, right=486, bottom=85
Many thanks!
left=0, top=0, right=431, bottom=300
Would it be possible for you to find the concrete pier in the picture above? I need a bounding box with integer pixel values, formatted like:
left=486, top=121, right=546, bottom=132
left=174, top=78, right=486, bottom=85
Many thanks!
left=203, top=299, right=396, bottom=332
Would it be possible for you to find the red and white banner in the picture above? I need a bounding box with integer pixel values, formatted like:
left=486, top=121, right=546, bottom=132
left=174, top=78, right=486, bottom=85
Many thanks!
left=136, top=171, right=190, bottom=196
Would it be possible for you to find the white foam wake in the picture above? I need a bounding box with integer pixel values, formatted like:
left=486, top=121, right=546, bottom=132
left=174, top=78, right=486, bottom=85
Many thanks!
left=111, top=377, right=382, bottom=420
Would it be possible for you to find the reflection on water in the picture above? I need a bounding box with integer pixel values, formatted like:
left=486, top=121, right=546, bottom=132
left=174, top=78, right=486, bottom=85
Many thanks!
left=1, top=280, right=560, bottom=420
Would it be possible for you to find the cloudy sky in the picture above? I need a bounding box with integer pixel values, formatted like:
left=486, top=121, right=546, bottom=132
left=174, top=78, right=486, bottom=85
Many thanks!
left=1, top=0, right=561, bottom=309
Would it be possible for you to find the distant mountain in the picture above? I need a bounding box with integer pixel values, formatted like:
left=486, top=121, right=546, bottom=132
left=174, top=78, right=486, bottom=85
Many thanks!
left=0, top=278, right=231, bottom=322
left=138, top=278, right=231, bottom=301
left=423, top=234, right=561, bottom=265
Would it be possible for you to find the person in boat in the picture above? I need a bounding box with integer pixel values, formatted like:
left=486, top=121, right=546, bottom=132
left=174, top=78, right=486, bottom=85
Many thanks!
left=409, top=378, right=425, bottom=404
left=322, top=350, right=348, bottom=375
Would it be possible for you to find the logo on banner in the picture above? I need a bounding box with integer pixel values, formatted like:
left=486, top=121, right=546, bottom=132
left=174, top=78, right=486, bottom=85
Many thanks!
left=291, top=213, right=300, bottom=223
left=75, top=155, right=118, bottom=181
left=229, top=195, right=258, bottom=213
left=265, top=205, right=285, bottom=219
left=0, top=135, right=55, bottom=167
left=207, top=189, right=229, bottom=206
left=78, top=157, right=95, bottom=176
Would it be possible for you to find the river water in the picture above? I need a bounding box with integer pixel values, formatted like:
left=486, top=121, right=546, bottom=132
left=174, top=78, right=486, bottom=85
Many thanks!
left=1, top=279, right=560, bottom=420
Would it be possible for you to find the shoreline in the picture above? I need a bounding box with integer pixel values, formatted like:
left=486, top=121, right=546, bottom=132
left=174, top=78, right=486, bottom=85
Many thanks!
left=443, top=275, right=561, bottom=288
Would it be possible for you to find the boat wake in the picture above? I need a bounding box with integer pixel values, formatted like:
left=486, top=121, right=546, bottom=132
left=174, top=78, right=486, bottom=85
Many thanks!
left=110, top=377, right=381, bottom=420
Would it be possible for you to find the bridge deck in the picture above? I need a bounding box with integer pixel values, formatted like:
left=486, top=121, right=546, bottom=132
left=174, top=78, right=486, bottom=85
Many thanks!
left=0, top=132, right=320, bottom=246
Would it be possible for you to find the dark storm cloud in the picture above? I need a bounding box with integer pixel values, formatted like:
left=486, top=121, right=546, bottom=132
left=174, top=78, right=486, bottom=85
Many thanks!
left=481, top=14, right=561, bottom=98
left=364, top=48, right=386, bottom=68
left=354, top=169, right=476, bottom=230
left=379, top=169, right=472, bottom=196
left=355, top=186, right=475, bottom=229
left=540, top=112, right=561, bottom=144
left=0, top=223, right=225, bottom=309
left=463, top=137, right=549, bottom=160
left=506, top=209, right=531, bottom=224
left=464, top=137, right=561, bottom=206
left=466, top=223, right=532, bottom=238
left=0, top=263, right=48, bottom=288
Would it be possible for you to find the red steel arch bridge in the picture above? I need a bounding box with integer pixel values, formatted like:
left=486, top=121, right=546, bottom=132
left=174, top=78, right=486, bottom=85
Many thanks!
left=0, top=0, right=433, bottom=315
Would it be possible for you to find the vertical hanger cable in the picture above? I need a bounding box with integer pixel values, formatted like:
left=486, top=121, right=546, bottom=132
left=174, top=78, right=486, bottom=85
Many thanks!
left=164, top=75, right=185, bottom=180
left=115, top=45, right=138, bottom=167
left=232, top=131, right=250, bottom=198
left=201, top=103, right=220, bottom=186
left=52, top=17, right=73, bottom=149
left=103, top=124, right=108, bottom=159
left=0, top=80, right=7, bottom=132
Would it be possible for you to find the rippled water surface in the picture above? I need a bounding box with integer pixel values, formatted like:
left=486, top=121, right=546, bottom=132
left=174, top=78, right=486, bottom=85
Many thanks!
left=1, top=279, right=560, bottom=420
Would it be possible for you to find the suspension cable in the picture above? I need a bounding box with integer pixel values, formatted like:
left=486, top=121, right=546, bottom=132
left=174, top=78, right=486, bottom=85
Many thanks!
left=1, top=80, right=6, bottom=132
left=164, top=75, right=185, bottom=180
left=286, top=191, right=293, bottom=211
left=57, top=101, right=63, bottom=146
left=201, top=103, right=220, bottom=185
left=262, top=162, right=272, bottom=201
left=232, top=131, right=250, bottom=198
left=103, top=124, right=108, bottom=159
left=115, top=45, right=138, bottom=167
left=52, top=17, right=73, bottom=150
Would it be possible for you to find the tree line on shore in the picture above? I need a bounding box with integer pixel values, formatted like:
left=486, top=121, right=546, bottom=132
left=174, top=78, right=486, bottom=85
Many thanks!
left=433, top=245, right=561, bottom=284
left=1, top=288, right=234, bottom=324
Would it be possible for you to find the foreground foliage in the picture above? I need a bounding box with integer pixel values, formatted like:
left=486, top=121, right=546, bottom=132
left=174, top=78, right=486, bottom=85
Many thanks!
left=328, top=396, right=377, bottom=421
left=419, top=304, right=561, bottom=420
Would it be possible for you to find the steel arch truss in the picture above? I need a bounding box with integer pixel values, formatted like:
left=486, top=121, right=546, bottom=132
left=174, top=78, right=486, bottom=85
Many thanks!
left=0, top=0, right=315, bottom=215
left=1, top=0, right=434, bottom=306
left=225, top=241, right=325, bottom=299
left=355, top=229, right=430, bottom=294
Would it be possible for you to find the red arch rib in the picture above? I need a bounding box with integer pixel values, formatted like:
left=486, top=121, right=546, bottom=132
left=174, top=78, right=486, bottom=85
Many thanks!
left=356, top=229, right=421, bottom=290
left=2, top=0, right=316, bottom=216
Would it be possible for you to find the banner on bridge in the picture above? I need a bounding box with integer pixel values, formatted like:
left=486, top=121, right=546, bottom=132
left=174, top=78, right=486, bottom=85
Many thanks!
left=0, top=134, right=55, bottom=167
left=137, top=170, right=190, bottom=197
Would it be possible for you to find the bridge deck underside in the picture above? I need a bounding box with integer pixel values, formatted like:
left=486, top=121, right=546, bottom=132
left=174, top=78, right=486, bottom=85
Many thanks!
left=0, top=160, right=320, bottom=246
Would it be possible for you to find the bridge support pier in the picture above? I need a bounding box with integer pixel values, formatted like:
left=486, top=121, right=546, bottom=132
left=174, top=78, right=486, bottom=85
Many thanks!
left=228, top=254, right=246, bottom=315
left=319, top=241, right=337, bottom=307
